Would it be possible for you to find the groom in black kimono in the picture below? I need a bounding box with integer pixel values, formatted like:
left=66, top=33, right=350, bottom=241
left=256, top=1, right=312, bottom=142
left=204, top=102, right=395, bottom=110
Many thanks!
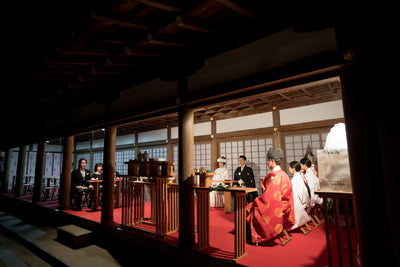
left=234, top=155, right=258, bottom=203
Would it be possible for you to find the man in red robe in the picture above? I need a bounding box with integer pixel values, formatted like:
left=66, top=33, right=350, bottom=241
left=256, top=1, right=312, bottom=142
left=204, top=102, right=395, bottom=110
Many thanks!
left=246, top=147, right=295, bottom=244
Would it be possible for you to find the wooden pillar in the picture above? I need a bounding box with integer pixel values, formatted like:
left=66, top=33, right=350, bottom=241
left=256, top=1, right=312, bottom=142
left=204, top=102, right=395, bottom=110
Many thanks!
left=340, top=61, right=397, bottom=265
left=210, top=118, right=217, bottom=168
left=59, top=135, right=74, bottom=210
left=166, top=126, right=173, bottom=163
left=14, top=145, right=27, bottom=197
left=1, top=149, right=11, bottom=193
left=101, top=102, right=117, bottom=225
left=32, top=141, right=45, bottom=203
left=178, top=77, right=195, bottom=248
left=272, top=106, right=282, bottom=148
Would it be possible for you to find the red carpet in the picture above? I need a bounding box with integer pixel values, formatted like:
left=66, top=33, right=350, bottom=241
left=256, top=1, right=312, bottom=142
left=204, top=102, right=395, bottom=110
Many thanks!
left=3, top=192, right=359, bottom=266
left=61, top=202, right=358, bottom=266
left=2, top=192, right=359, bottom=266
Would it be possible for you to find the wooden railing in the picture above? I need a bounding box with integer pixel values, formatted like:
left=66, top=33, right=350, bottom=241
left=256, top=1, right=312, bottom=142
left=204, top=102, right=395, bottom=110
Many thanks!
left=121, top=176, right=178, bottom=235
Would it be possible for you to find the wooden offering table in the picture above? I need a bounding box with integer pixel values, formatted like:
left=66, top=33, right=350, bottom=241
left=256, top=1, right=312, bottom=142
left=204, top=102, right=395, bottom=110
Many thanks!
left=194, top=186, right=257, bottom=261
left=121, top=176, right=179, bottom=235
left=89, top=179, right=102, bottom=210
left=221, top=180, right=237, bottom=213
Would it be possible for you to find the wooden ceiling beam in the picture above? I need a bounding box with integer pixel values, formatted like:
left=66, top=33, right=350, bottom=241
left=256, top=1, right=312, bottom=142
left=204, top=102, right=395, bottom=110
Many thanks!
left=57, top=47, right=110, bottom=56
left=103, top=58, right=138, bottom=67
left=14, top=89, right=50, bottom=94
left=278, top=93, right=291, bottom=101
left=44, top=58, right=94, bottom=66
left=90, top=67, right=120, bottom=75
left=300, top=88, right=313, bottom=97
left=72, top=31, right=129, bottom=45
left=124, top=47, right=161, bottom=57
left=135, top=0, right=180, bottom=12
left=57, top=87, right=82, bottom=94
left=147, top=33, right=190, bottom=47
left=23, top=77, right=67, bottom=81
left=91, top=10, right=152, bottom=30
left=175, top=15, right=215, bottom=34
left=326, top=82, right=338, bottom=94
left=216, top=0, right=256, bottom=18
left=31, top=69, right=79, bottom=75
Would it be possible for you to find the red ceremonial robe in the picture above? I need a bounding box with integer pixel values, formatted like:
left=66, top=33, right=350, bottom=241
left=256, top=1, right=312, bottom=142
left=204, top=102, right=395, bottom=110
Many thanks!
left=246, top=169, right=295, bottom=243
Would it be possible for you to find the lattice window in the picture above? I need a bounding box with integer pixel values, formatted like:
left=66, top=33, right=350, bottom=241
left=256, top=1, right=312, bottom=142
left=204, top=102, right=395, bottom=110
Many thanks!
left=219, top=137, right=273, bottom=194
left=92, top=151, right=104, bottom=172
left=284, top=131, right=328, bottom=172
left=115, top=148, right=135, bottom=175
left=139, top=146, right=167, bottom=160
left=173, top=145, right=178, bottom=176
left=219, top=140, right=244, bottom=179
left=75, top=153, right=90, bottom=169
left=194, top=142, right=211, bottom=171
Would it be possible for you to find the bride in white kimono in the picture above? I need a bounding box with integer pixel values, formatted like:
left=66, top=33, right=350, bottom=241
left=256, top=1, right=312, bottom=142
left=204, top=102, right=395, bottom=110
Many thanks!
left=210, top=157, right=229, bottom=208
left=289, top=161, right=311, bottom=229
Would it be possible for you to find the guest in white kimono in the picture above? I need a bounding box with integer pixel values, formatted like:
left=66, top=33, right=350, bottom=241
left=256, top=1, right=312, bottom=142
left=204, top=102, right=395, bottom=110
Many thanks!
left=300, top=157, right=323, bottom=208
left=210, top=157, right=229, bottom=208
left=289, top=161, right=311, bottom=229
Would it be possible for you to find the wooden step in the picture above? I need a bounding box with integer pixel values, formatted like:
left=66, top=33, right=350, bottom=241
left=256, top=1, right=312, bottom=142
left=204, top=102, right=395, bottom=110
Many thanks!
left=56, top=224, right=93, bottom=249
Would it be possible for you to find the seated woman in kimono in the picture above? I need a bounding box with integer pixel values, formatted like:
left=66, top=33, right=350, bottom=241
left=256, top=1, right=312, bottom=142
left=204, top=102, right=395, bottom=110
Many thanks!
left=288, top=161, right=311, bottom=230
left=210, top=157, right=229, bottom=207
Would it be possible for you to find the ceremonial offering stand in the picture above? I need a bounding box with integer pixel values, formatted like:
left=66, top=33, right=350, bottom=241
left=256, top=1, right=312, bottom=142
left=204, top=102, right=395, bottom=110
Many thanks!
left=194, top=186, right=257, bottom=261
left=89, top=179, right=102, bottom=210
left=122, top=160, right=178, bottom=235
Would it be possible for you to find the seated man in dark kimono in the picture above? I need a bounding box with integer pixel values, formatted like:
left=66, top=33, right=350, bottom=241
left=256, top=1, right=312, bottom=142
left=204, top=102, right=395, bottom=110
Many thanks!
left=234, top=155, right=258, bottom=203
left=71, top=158, right=92, bottom=210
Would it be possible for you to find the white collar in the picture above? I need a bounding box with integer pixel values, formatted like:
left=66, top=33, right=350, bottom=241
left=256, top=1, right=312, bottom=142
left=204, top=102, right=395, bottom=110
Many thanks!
left=272, top=166, right=281, bottom=171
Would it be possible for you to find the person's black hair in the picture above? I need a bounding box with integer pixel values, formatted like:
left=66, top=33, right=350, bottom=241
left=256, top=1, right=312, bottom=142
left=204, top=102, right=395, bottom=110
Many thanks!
left=78, top=158, right=87, bottom=168
left=289, top=161, right=301, bottom=172
left=300, top=157, right=312, bottom=168
left=94, top=163, right=103, bottom=172
left=239, top=155, right=246, bottom=161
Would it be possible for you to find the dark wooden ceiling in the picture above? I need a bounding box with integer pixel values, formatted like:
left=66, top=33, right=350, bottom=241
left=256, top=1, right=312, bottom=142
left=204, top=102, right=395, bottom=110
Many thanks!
left=3, top=0, right=336, bottom=149
left=6, top=0, right=294, bottom=116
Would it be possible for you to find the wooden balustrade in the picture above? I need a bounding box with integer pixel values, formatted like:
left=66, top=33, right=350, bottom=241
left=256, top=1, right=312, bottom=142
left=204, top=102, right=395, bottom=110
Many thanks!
left=121, top=176, right=178, bottom=235
left=121, top=176, right=135, bottom=226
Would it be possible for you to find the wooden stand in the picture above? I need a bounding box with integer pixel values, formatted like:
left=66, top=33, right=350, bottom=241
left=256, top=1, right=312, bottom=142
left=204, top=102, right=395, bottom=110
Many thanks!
left=121, top=176, right=135, bottom=226
left=198, top=172, right=214, bottom=187
left=196, top=188, right=210, bottom=250
left=316, top=190, right=355, bottom=267
left=90, top=179, right=102, bottom=210
left=156, top=177, right=168, bottom=234
left=121, top=176, right=178, bottom=235
left=115, top=178, right=122, bottom=208
left=133, top=181, right=145, bottom=224
left=194, top=186, right=257, bottom=261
